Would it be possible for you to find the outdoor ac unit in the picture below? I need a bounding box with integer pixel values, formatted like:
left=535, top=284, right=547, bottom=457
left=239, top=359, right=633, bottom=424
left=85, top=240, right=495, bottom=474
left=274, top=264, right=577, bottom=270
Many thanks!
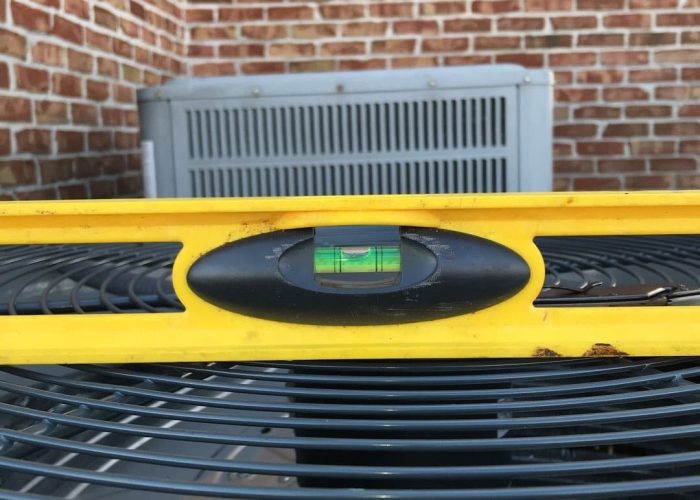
left=137, top=65, right=553, bottom=197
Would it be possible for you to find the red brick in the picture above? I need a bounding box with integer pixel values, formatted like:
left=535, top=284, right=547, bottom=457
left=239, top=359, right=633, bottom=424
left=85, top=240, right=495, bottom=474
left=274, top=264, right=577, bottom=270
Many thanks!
left=241, top=25, right=287, bottom=40
left=391, top=56, right=439, bottom=69
left=0, top=62, right=7, bottom=89
left=420, top=1, right=466, bottom=14
left=553, top=143, right=572, bottom=156
left=339, top=59, right=387, bottom=71
left=474, top=36, right=520, bottom=50
left=0, top=129, right=9, bottom=156
left=188, top=45, right=214, bottom=58
left=525, top=0, right=572, bottom=9
left=576, top=142, right=625, bottom=155
left=394, top=20, right=438, bottom=35
left=120, top=18, right=139, bottom=38
left=680, top=141, right=700, bottom=154
left=67, top=49, right=92, bottom=74
left=603, top=123, right=649, bottom=137
left=97, top=57, right=118, bottom=78
left=655, top=50, right=700, bottom=64
left=86, top=29, right=112, bottom=52
left=604, top=14, right=650, bottom=28
left=11, top=1, right=50, bottom=32
left=553, top=178, right=570, bottom=191
left=679, top=105, right=700, bottom=117
left=498, top=17, right=545, bottom=31
left=39, top=159, right=73, bottom=183
left=52, top=73, right=82, bottom=97
left=114, top=131, right=138, bottom=149
left=89, top=179, right=116, bottom=198
left=16, top=187, right=59, bottom=200
left=682, top=71, right=700, bottom=88
left=129, top=0, right=144, bottom=19
left=186, top=8, right=213, bottom=22
left=88, top=131, right=111, bottom=150
left=630, top=0, right=677, bottom=6
left=578, top=34, right=624, bottom=47
left=554, top=124, right=597, bottom=137
left=113, top=39, right=133, bottom=59
left=191, top=25, right=236, bottom=40
left=574, top=106, right=621, bottom=119
left=56, top=131, right=84, bottom=153
left=52, top=16, right=83, bottom=44
left=372, top=39, right=415, bottom=54
left=240, top=61, right=286, bottom=75
left=116, top=174, right=142, bottom=197
left=496, top=53, right=544, bottom=67
left=630, top=141, right=675, bottom=155
left=113, top=83, right=134, bottom=103
left=629, top=32, right=676, bottom=46
left=629, top=68, right=676, bottom=82
left=603, top=87, right=649, bottom=101
left=655, top=86, right=700, bottom=99
left=292, top=24, right=337, bottom=38
left=658, top=13, right=700, bottom=26
left=650, top=158, right=696, bottom=171
left=15, top=65, right=49, bottom=93
left=220, top=8, right=262, bottom=22
left=268, top=5, right=313, bottom=20
left=444, top=19, right=491, bottom=32
left=601, top=51, right=649, bottom=65
left=599, top=160, right=645, bottom=173
left=549, top=52, right=597, bottom=66
left=101, top=107, right=123, bottom=126
left=678, top=175, right=700, bottom=189
left=35, top=100, right=67, bottom=124
left=625, top=175, right=673, bottom=190
left=320, top=41, right=365, bottom=56
left=422, top=37, right=469, bottom=52
left=0, top=28, right=26, bottom=59
left=554, top=160, right=594, bottom=174
left=551, top=16, right=596, bottom=30
left=219, top=44, right=264, bottom=58
left=31, top=42, right=64, bottom=67
left=554, top=88, right=598, bottom=102
left=625, top=105, right=672, bottom=118
left=94, top=6, right=117, bottom=30
left=86, top=80, right=109, bottom=102
left=578, top=0, right=624, bottom=8
left=59, top=183, right=87, bottom=199
left=655, top=122, right=700, bottom=136
left=369, top=3, right=412, bottom=17
left=269, top=43, right=315, bottom=57
left=320, top=4, right=364, bottom=19
left=445, top=55, right=493, bottom=65
left=15, top=128, right=50, bottom=154
left=526, top=35, right=572, bottom=49
left=0, top=161, right=36, bottom=187
left=573, top=177, right=622, bottom=190
left=576, top=69, right=623, bottom=84
left=71, top=103, right=97, bottom=125
left=191, top=62, right=236, bottom=76
left=473, top=0, right=519, bottom=12
left=342, top=22, right=387, bottom=37
left=289, top=60, right=336, bottom=73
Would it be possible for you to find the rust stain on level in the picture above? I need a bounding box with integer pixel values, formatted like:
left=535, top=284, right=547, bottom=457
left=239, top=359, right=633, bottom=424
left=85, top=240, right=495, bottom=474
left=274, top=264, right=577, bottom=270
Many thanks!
left=583, top=343, right=628, bottom=357
left=533, top=347, right=561, bottom=357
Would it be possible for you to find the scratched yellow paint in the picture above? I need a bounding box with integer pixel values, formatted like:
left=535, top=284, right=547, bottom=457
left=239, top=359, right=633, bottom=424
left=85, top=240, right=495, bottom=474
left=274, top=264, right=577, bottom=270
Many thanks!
left=0, top=191, right=699, bottom=364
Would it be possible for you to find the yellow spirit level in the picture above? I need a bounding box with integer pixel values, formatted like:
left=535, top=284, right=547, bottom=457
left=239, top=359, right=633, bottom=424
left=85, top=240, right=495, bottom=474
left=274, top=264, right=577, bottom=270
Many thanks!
left=0, top=191, right=699, bottom=364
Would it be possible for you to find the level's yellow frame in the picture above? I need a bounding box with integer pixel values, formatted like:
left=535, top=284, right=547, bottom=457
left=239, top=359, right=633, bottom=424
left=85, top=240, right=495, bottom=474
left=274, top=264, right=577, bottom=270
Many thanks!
left=0, top=191, right=697, bottom=364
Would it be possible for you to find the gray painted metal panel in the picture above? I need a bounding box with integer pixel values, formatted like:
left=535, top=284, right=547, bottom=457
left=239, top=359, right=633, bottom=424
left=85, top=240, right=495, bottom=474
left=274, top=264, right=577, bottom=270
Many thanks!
left=138, top=65, right=552, bottom=197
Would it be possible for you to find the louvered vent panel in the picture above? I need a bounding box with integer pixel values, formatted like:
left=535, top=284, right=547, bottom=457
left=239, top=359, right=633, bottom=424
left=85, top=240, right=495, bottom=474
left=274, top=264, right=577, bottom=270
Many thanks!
left=189, top=159, right=508, bottom=197
left=184, top=97, right=508, bottom=161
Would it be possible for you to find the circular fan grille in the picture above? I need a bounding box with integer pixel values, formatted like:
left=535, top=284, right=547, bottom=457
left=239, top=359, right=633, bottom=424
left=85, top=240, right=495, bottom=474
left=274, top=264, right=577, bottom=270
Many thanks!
left=2, top=359, right=700, bottom=498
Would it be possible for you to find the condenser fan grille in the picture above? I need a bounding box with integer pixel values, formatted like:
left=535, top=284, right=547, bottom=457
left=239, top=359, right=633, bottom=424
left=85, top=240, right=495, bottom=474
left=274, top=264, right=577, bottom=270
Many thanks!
left=3, top=359, right=700, bottom=498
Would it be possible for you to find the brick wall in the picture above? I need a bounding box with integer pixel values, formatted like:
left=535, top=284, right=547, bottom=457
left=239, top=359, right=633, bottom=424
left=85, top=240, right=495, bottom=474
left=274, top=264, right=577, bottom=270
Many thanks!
left=0, top=0, right=185, bottom=199
left=1, top=0, right=699, bottom=198
left=186, top=0, right=700, bottom=192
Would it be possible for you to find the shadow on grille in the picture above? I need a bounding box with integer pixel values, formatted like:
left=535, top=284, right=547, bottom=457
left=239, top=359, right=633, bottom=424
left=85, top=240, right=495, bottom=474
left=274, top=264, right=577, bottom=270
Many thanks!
left=2, top=359, right=700, bottom=498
